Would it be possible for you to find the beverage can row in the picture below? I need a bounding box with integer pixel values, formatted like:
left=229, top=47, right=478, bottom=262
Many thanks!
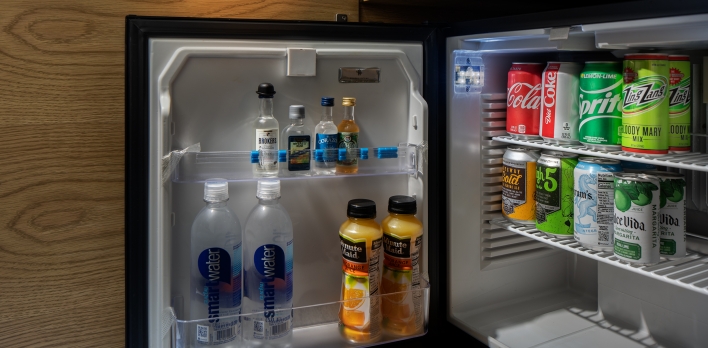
left=506, top=55, right=692, bottom=155
left=501, top=147, right=686, bottom=264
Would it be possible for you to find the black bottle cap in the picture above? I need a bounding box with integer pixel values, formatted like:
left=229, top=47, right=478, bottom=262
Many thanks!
left=388, top=195, right=416, bottom=214
left=256, top=83, right=276, bottom=98
left=347, top=199, right=376, bottom=219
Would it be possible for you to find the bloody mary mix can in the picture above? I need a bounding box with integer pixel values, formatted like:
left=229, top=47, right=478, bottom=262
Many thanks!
left=507, top=63, right=542, bottom=139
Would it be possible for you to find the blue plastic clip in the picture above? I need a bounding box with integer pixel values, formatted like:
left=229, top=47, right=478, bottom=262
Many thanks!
left=314, top=149, right=324, bottom=163
left=250, top=150, right=260, bottom=164
left=360, top=148, right=369, bottom=160
left=279, top=150, right=287, bottom=162
left=338, top=148, right=347, bottom=161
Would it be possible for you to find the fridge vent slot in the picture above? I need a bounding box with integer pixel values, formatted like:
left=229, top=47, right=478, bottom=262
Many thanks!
left=491, top=218, right=708, bottom=296
left=479, top=94, right=551, bottom=268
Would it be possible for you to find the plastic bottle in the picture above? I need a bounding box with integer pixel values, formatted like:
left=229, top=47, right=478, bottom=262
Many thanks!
left=242, top=180, right=293, bottom=347
left=190, top=179, right=242, bottom=346
left=339, top=199, right=383, bottom=344
left=381, top=195, right=424, bottom=336
left=254, top=83, right=279, bottom=178
left=336, top=97, right=360, bottom=174
left=281, top=105, right=311, bottom=176
left=313, top=97, right=338, bottom=175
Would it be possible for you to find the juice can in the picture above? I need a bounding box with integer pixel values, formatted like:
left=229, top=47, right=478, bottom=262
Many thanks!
left=502, top=146, right=541, bottom=224
left=613, top=173, right=661, bottom=265
left=578, top=61, right=623, bottom=150
left=621, top=53, right=670, bottom=155
left=507, top=63, right=543, bottom=139
left=669, top=55, right=692, bottom=153
left=646, top=171, right=687, bottom=259
left=574, top=157, right=623, bottom=251
left=535, top=151, right=578, bottom=238
left=540, top=62, right=582, bottom=144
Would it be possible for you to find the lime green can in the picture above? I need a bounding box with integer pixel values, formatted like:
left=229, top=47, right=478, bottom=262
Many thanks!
left=621, top=53, right=670, bottom=155
left=669, top=55, right=691, bottom=153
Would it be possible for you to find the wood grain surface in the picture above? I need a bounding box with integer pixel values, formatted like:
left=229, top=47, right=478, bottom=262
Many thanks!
left=0, top=1, right=357, bottom=347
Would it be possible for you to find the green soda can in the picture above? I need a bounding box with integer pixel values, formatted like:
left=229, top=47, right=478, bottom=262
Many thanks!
left=535, top=151, right=578, bottom=238
left=669, top=55, right=691, bottom=153
left=579, top=62, right=623, bottom=150
left=621, top=53, right=670, bottom=156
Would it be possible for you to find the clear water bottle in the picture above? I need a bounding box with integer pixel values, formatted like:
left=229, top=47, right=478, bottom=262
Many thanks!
left=242, top=180, right=294, bottom=347
left=253, top=83, right=279, bottom=178
left=190, top=179, right=242, bottom=347
left=281, top=105, right=311, bottom=176
left=313, top=97, right=338, bottom=175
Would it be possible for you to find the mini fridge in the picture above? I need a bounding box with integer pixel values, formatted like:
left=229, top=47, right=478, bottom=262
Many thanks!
left=126, top=1, right=708, bottom=347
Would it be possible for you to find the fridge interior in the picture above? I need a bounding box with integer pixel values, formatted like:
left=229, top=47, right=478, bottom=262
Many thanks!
left=447, top=13, right=708, bottom=348
left=147, top=39, right=429, bottom=347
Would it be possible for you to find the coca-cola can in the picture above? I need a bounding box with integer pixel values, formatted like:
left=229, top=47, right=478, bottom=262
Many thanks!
left=507, top=63, right=543, bottom=139
left=539, top=62, right=583, bottom=144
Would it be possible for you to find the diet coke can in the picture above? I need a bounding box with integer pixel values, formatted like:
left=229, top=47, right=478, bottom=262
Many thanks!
left=507, top=63, right=542, bottom=139
left=540, top=62, right=582, bottom=144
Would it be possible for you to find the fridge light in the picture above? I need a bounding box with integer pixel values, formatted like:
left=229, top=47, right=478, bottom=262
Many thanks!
left=453, top=50, right=484, bottom=94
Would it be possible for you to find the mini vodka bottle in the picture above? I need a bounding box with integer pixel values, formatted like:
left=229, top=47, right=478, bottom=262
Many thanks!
left=254, top=83, right=279, bottom=178
left=242, top=180, right=294, bottom=347
left=313, top=97, right=338, bottom=175
left=281, top=105, right=311, bottom=176
left=190, top=179, right=242, bottom=347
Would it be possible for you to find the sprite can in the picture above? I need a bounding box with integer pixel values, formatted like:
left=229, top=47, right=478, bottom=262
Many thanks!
left=535, top=151, right=578, bottom=238
left=613, top=173, right=661, bottom=265
left=669, top=55, right=691, bottom=153
left=622, top=54, right=670, bottom=156
left=579, top=62, right=623, bottom=150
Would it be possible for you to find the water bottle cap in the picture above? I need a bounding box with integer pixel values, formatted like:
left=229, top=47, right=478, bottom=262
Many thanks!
left=388, top=195, right=416, bottom=214
left=347, top=199, right=376, bottom=219
left=257, top=180, right=281, bottom=199
left=289, top=105, right=305, bottom=119
left=204, top=179, right=229, bottom=202
left=256, top=83, right=276, bottom=98
left=321, top=97, right=334, bottom=106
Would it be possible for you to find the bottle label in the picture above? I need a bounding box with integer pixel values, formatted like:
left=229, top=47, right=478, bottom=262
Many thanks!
left=246, top=242, right=293, bottom=340
left=339, top=234, right=382, bottom=337
left=337, top=132, right=359, bottom=167
left=256, top=129, right=278, bottom=171
left=316, top=133, right=338, bottom=162
left=288, top=135, right=310, bottom=171
left=381, top=233, right=423, bottom=334
left=196, top=247, right=240, bottom=344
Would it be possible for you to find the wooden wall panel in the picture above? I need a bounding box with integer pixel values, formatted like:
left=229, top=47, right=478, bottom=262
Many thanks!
left=0, top=1, right=357, bottom=347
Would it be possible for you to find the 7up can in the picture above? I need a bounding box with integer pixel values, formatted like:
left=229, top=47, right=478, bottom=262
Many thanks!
left=579, top=62, right=623, bottom=150
left=669, top=55, right=691, bottom=153
left=535, top=151, right=578, bottom=238
left=613, top=173, right=661, bottom=265
left=621, top=54, right=670, bottom=156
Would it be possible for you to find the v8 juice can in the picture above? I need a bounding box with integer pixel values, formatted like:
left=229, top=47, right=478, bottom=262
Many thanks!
left=622, top=54, right=670, bottom=155
left=507, top=63, right=543, bottom=139
left=669, top=55, right=692, bottom=153
left=502, top=147, right=541, bottom=224
left=646, top=171, right=687, bottom=259
left=613, top=173, right=661, bottom=265
left=540, top=62, right=582, bottom=144
left=579, top=62, right=623, bottom=150
left=535, top=151, right=578, bottom=238
left=574, top=157, right=623, bottom=251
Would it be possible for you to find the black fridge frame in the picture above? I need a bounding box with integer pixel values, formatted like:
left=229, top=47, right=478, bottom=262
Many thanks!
left=125, top=17, right=449, bottom=347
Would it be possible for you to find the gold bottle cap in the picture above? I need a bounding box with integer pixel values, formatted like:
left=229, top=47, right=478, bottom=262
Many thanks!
left=342, top=97, right=356, bottom=106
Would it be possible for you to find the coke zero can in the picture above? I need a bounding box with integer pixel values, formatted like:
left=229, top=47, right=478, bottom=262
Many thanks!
left=507, top=63, right=542, bottom=139
left=540, top=62, right=582, bottom=144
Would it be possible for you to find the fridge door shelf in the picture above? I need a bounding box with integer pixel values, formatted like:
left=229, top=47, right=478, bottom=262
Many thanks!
left=490, top=218, right=708, bottom=296
left=171, top=278, right=430, bottom=348
left=493, top=136, right=708, bottom=173
left=172, top=144, right=419, bottom=183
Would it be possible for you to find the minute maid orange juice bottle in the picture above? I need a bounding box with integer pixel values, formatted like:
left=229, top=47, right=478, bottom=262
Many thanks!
left=339, top=199, right=383, bottom=343
left=381, top=195, right=423, bottom=336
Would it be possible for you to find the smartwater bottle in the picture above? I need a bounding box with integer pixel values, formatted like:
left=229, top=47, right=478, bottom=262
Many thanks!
left=190, top=179, right=243, bottom=347
left=242, top=180, right=294, bottom=347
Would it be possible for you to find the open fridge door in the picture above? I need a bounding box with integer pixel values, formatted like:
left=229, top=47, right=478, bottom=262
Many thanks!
left=445, top=1, right=708, bottom=347
left=126, top=18, right=444, bottom=347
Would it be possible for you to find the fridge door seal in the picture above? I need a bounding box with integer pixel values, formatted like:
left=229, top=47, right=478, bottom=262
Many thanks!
left=126, top=17, right=443, bottom=347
